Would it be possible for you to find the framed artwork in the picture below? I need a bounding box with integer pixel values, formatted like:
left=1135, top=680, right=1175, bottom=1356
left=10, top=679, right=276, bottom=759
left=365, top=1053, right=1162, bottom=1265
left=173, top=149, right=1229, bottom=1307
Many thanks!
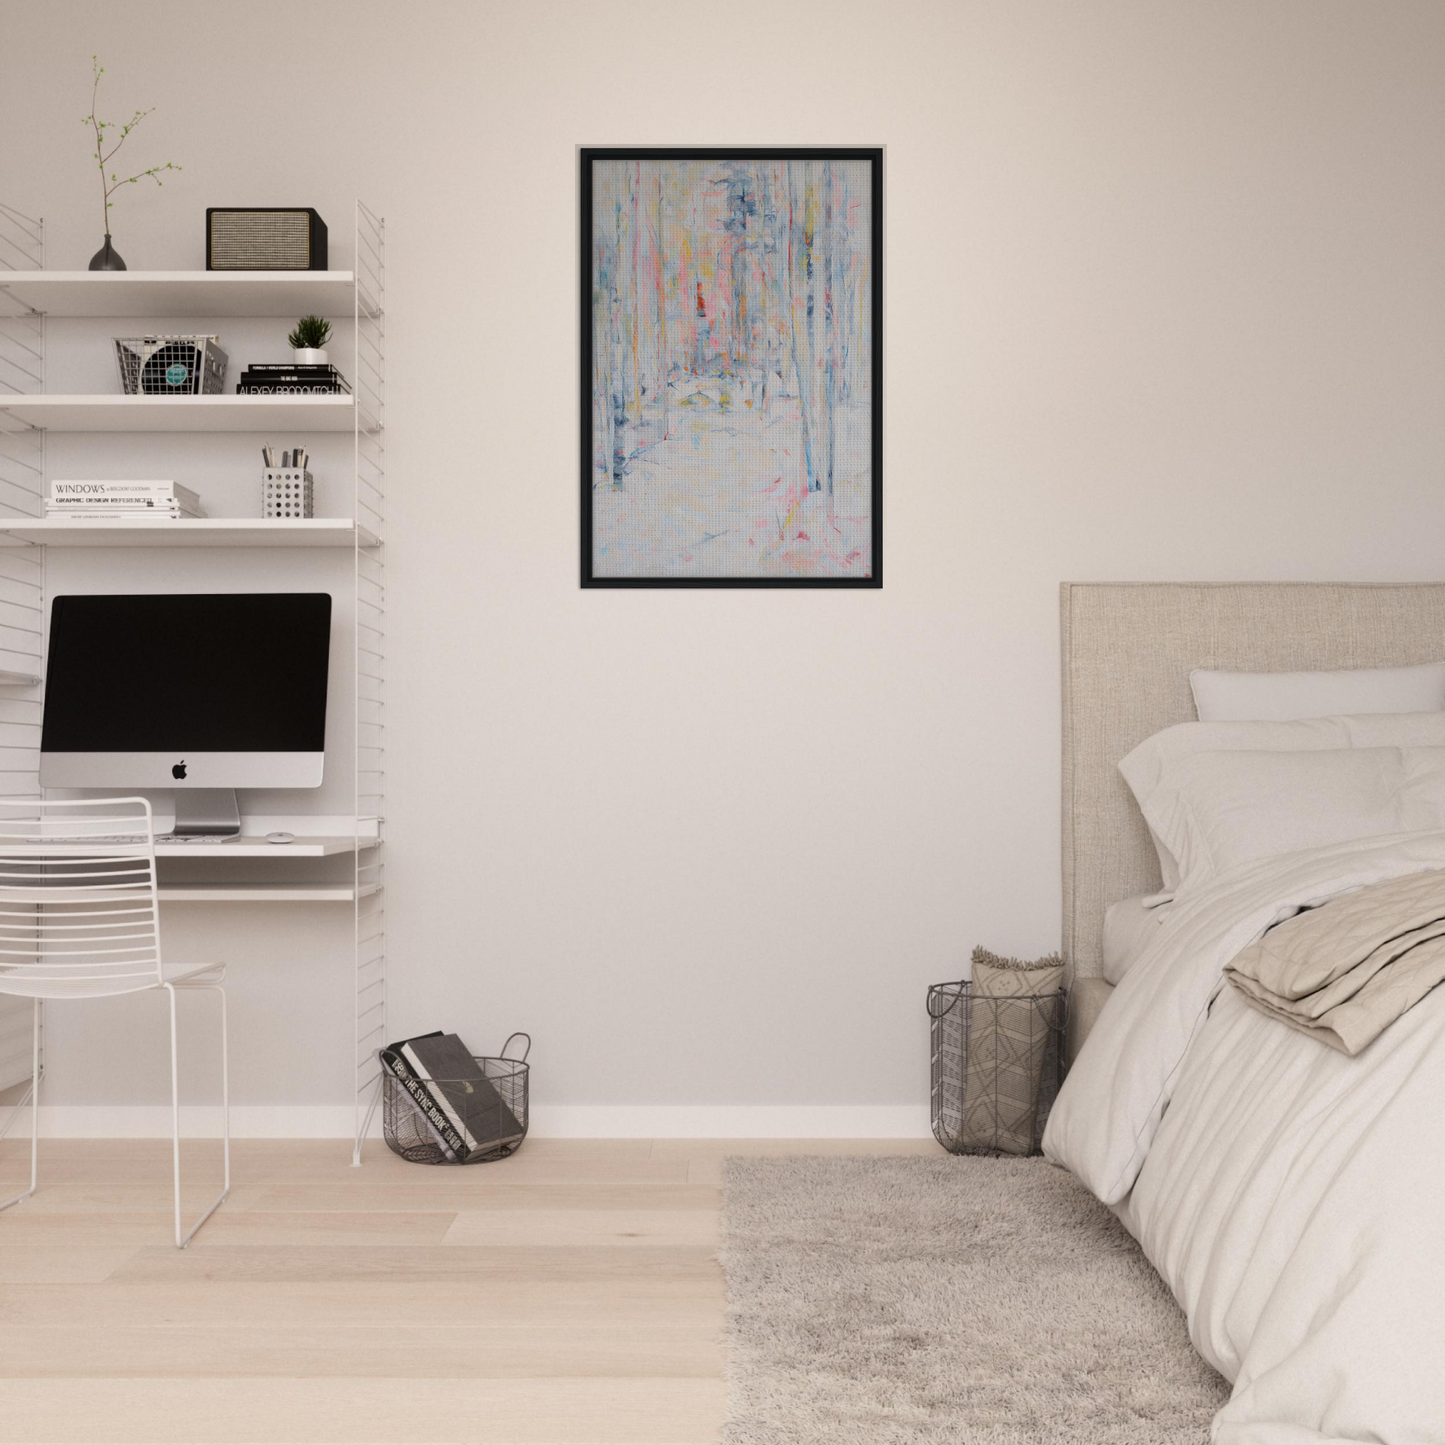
left=581, top=147, right=882, bottom=588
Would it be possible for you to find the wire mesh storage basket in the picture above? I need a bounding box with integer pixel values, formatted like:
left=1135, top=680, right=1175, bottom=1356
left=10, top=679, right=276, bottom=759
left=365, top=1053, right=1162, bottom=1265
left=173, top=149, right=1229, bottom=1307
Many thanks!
left=928, top=981, right=1066, bottom=1157
left=114, top=335, right=228, bottom=395
left=382, top=1033, right=530, bottom=1165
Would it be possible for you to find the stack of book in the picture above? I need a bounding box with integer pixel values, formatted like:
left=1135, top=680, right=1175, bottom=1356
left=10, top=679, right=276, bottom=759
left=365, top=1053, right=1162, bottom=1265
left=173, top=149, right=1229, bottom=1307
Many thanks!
left=47, top=480, right=205, bottom=519
left=380, top=1032, right=526, bottom=1162
left=236, top=363, right=351, bottom=396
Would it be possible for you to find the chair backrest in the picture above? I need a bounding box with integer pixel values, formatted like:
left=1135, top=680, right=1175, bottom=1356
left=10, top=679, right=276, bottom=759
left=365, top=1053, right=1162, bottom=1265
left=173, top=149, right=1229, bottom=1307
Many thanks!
left=0, top=797, right=162, bottom=1000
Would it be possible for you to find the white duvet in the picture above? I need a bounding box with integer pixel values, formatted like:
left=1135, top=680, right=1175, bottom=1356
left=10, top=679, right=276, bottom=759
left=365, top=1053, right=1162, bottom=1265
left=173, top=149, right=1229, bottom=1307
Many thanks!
left=1044, top=831, right=1445, bottom=1445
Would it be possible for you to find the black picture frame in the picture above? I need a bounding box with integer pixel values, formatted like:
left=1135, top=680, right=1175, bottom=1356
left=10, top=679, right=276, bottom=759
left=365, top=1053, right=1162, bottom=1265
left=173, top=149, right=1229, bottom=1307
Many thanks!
left=580, top=147, right=883, bottom=588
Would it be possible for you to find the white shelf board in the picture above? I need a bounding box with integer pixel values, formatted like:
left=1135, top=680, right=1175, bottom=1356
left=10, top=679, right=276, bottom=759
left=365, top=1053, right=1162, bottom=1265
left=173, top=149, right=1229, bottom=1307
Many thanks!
left=0, top=517, right=377, bottom=548
left=153, top=835, right=359, bottom=859
left=0, top=270, right=359, bottom=318
left=157, top=882, right=376, bottom=903
left=0, top=394, right=358, bottom=433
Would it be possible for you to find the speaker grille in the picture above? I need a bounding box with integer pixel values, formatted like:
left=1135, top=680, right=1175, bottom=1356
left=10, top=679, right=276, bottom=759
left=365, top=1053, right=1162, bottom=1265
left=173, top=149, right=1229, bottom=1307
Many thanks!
left=209, top=211, right=312, bottom=270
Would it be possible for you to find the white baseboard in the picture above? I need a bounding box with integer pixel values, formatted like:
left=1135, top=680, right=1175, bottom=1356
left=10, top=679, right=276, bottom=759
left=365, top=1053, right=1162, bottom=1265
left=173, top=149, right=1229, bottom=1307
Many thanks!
left=529, top=1106, right=933, bottom=1138
left=12, top=1103, right=932, bottom=1140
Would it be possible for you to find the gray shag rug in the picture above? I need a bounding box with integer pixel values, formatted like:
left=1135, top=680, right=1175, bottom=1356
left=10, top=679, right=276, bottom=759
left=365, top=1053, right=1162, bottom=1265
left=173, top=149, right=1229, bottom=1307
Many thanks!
left=719, top=1156, right=1229, bottom=1444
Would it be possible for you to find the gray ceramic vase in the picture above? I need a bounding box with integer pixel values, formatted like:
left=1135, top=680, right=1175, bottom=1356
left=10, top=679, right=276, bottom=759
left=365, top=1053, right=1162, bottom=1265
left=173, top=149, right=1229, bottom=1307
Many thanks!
left=88, top=235, right=126, bottom=271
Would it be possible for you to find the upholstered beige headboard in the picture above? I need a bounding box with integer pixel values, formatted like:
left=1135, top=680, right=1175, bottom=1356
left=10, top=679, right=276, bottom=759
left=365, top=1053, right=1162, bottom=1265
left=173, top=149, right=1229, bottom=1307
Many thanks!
left=1061, top=581, right=1445, bottom=980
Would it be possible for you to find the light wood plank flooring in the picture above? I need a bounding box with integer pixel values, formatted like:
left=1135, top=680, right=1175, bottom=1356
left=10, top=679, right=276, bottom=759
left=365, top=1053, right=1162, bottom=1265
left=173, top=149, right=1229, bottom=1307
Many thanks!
left=0, top=1137, right=936, bottom=1444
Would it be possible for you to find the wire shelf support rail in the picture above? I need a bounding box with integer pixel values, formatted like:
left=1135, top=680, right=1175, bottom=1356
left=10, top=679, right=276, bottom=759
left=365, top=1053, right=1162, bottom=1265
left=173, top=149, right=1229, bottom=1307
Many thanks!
left=0, top=203, right=44, bottom=1097
left=352, top=200, right=386, bottom=1164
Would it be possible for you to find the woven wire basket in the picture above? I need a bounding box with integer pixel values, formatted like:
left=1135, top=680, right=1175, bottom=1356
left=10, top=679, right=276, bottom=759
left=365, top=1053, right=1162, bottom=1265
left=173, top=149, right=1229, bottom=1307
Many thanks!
left=928, top=981, right=1066, bottom=1157
left=114, top=335, right=228, bottom=395
left=382, top=1033, right=529, bottom=1165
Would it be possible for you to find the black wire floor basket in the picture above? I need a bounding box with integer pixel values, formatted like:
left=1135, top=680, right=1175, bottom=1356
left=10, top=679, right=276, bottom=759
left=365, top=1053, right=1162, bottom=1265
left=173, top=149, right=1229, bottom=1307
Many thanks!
left=928, top=981, right=1066, bottom=1157
left=382, top=1033, right=530, bottom=1165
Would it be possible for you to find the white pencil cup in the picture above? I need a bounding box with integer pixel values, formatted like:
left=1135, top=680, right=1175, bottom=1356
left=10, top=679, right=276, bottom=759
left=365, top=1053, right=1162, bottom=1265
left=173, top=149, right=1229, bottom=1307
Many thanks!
left=263, top=468, right=314, bottom=519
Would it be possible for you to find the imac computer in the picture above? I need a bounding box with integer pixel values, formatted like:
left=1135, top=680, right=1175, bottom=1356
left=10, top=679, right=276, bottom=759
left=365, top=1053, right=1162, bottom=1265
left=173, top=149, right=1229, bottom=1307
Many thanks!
left=40, top=593, right=332, bottom=837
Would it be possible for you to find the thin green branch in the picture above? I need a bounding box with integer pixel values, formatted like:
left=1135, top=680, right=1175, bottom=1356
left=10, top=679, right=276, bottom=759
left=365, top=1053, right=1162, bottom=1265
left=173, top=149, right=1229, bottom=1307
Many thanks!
left=82, top=56, right=180, bottom=235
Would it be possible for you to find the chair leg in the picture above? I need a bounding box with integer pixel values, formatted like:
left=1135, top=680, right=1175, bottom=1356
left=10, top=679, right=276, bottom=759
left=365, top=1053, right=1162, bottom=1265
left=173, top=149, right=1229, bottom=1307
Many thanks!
left=0, top=999, right=40, bottom=1214
left=164, top=982, right=230, bottom=1249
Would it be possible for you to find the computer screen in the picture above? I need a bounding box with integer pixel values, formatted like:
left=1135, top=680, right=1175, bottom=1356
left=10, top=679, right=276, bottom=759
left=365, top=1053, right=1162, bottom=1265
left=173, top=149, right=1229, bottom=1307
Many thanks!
left=40, top=592, right=332, bottom=790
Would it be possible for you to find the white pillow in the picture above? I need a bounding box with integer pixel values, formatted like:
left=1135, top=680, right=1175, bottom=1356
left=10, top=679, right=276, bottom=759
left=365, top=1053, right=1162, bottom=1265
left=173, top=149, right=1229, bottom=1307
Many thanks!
left=1133, top=746, right=1445, bottom=899
left=1190, top=661, right=1445, bottom=722
left=1119, top=712, right=1445, bottom=893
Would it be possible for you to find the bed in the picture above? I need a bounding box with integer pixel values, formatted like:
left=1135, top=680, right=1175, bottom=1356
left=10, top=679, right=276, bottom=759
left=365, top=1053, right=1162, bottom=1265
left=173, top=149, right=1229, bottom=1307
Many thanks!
left=1046, top=581, right=1445, bottom=1444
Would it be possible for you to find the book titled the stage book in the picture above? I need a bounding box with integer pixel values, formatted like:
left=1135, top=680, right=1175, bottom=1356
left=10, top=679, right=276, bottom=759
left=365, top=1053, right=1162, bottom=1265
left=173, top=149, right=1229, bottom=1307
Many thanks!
left=380, top=1031, right=525, bottom=1162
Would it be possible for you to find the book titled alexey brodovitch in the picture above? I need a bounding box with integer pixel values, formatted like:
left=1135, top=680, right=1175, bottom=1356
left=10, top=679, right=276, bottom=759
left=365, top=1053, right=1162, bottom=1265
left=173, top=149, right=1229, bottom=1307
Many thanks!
left=379, top=1031, right=525, bottom=1163
left=237, top=362, right=351, bottom=396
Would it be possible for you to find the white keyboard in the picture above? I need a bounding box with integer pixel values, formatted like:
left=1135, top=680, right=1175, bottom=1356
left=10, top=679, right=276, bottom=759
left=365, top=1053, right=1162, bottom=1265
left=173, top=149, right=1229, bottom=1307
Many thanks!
left=27, top=834, right=241, bottom=845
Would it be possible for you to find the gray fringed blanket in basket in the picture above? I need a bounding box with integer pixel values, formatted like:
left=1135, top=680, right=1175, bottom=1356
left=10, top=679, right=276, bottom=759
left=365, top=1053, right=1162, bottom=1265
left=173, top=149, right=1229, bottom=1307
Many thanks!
left=959, top=947, right=1065, bottom=1156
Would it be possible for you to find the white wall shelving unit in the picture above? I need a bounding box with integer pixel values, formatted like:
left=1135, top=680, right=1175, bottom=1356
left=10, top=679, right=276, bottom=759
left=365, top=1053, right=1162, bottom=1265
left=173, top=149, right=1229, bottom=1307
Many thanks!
left=158, top=883, right=380, bottom=903
left=0, top=394, right=362, bottom=431
left=0, top=271, right=364, bottom=318
left=0, top=518, right=378, bottom=547
left=0, top=200, right=387, bottom=1161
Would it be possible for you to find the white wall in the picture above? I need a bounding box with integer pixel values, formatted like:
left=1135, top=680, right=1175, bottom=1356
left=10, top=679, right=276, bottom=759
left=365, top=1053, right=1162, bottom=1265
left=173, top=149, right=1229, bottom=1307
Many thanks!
left=3, top=0, right=1444, bottom=1134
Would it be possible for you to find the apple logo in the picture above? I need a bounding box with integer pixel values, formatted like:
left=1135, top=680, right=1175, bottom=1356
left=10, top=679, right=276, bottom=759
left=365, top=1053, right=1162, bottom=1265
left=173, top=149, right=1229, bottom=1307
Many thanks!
left=172, top=761, right=187, bottom=780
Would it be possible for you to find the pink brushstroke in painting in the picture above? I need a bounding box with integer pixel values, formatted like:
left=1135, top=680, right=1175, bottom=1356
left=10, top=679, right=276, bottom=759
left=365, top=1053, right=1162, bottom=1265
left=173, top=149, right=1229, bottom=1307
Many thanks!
left=591, top=159, right=873, bottom=578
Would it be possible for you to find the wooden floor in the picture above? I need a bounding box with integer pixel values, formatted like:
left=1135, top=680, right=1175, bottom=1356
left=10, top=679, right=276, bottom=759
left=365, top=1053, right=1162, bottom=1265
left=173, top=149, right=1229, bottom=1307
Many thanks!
left=0, top=1136, right=937, bottom=1444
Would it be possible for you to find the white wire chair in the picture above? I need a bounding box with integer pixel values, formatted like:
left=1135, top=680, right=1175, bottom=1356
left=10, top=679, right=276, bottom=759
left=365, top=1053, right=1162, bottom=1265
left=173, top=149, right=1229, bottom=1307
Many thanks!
left=0, top=797, right=228, bottom=1247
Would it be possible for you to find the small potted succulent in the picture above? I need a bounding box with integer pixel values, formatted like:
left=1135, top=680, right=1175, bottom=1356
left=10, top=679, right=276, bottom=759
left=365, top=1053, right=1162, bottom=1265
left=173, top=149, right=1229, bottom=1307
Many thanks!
left=288, top=315, right=332, bottom=365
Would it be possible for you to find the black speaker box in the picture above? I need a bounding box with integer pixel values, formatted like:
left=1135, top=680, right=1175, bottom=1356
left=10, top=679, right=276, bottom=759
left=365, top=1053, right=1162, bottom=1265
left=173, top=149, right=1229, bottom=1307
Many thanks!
left=206, top=208, right=328, bottom=271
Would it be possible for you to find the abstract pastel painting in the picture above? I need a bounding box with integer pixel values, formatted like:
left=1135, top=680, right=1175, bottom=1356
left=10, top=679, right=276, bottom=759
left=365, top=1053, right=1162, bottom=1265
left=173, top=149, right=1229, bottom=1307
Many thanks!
left=581, top=148, right=882, bottom=587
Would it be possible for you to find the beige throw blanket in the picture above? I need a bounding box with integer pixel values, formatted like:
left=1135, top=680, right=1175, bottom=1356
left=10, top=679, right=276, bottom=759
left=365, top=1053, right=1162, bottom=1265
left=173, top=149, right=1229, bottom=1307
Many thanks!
left=1225, top=867, right=1445, bottom=1054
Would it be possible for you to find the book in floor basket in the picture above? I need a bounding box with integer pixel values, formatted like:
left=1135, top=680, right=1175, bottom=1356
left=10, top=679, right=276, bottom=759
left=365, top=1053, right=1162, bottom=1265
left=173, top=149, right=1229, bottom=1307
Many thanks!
left=379, top=1032, right=460, bottom=1159
left=379, top=1031, right=525, bottom=1161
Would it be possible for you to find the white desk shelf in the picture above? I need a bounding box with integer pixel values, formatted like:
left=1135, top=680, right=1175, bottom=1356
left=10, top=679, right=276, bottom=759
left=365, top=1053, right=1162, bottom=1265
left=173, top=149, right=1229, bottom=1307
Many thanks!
left=0, top=394, right=360, bottom=433
left=0, top=200, right=387, bottom=1164
left=158, top=882, right=380, bottom=903
left=0, top=270, right=366, bottom=319
left=0, top=518, right=379, bottom=549
left=154, top=835, right=363, bottom=859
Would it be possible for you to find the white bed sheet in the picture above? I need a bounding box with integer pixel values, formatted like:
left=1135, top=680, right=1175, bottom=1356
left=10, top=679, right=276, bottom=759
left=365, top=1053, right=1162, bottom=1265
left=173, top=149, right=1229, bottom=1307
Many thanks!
left=1101, top=893, right=1165, bottom=984
left=1046, top=831, right=1445, bottom=1444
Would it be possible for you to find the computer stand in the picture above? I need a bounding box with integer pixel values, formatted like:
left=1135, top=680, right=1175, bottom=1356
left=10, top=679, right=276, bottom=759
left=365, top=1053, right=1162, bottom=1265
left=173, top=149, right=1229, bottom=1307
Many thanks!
left=170, top=789, right=241, bottom=839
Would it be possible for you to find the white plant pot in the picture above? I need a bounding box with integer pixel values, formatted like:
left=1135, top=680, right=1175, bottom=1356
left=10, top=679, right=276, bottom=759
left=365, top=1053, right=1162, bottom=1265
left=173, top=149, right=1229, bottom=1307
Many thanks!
left=293, top=348, right=328, bottom=365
